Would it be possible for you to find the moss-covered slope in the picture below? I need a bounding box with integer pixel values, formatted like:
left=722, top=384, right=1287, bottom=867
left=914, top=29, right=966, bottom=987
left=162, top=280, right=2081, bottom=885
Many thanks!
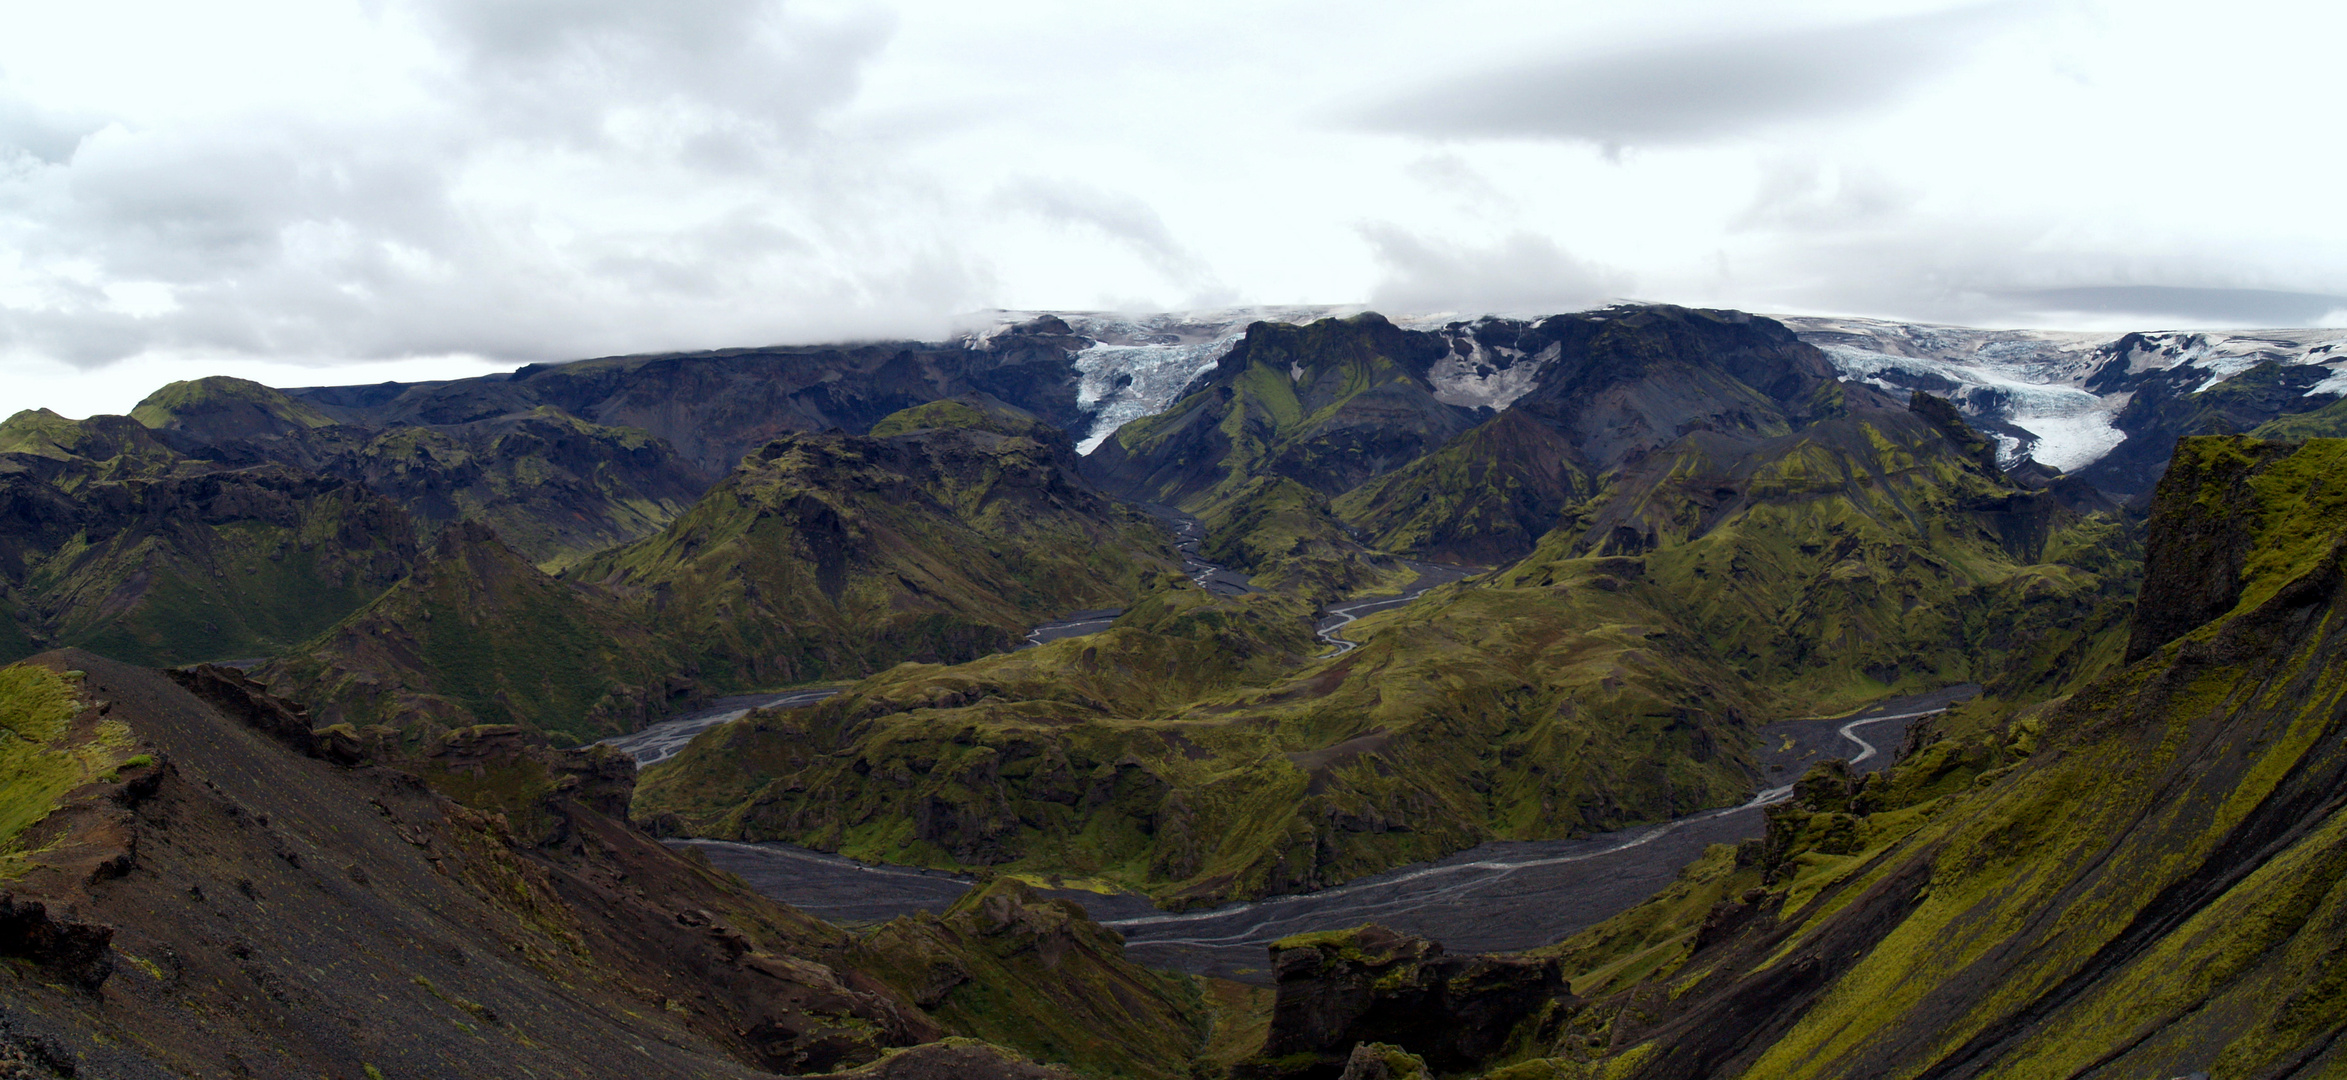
left=131, top=378, right=714, bottom=570
left=258, top=519, right=696, bottom=745
left=1333, top=408, right=1589, bottom=566
left=1497, top=397, right=2139, bottom=712
left=639, top=391, right=2135, bottom=910
left=636, top=550, right=1764, bottom=908
left=1085, top=313, right=1473, bottom=510
left=331, top=406, right=712, bottom=571
left=1081, top=314, right=1476, bottom=597
left=576, top=397, right=1173, bottom=690
left=856, top=878, right=1210, bottom=1080
left=1459, top=434, right=2347, bottom=1080
left=0, top=411, right=419, bottom=667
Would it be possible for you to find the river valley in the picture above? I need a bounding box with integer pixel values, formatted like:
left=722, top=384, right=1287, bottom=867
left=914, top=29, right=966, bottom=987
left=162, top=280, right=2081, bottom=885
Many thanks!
left=672, top=684, right=1974, bottom=981
left=613, top=508, right=1982, bottom=981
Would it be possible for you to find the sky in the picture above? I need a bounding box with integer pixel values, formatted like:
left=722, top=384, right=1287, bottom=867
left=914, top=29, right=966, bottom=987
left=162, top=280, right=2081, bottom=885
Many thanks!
left=2, top=0, right=2344, bottom=418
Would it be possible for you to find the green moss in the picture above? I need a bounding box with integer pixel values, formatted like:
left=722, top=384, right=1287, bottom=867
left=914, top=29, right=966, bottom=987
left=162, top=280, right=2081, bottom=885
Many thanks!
left=572, top=425, right=1171, bottom=693
left=856, top=879, right=1207, bottom=1080
left=2250, top=396, right=2347, bottom=440
left=0, top=662, right=134, bottom=867
left=128, top=375, right=337, bottom=432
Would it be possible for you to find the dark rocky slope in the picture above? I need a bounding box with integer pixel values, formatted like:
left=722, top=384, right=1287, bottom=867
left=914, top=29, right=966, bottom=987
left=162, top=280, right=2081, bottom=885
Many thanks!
left=285, top=315, right=1100, bottom=476
left=0, top=649, right=1197, bottom=1078
left=132, top=376, right=715, bottom=570
left=0, top=650, right=934, bottom=1077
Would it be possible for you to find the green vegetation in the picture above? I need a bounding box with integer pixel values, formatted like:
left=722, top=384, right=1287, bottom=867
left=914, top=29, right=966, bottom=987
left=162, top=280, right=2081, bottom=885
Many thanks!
left=574, top=403, right=1173, bottom=690
left=646, top=372, right=2138, bottom=910
left=1334, top=409, right=1589, bottom=566
left=0, top=662, right=136, bottom=874
left=129, top=375, right=338, bottom=435
left=1091, top=313, right=1474, bottom=600
left=0, top=412, right=418, bottom=667
left=2250, top=394, right=2347, bottom=440
left=260, top=521, right=692, bottom=745
left=337, top=407, right=710, bottom=571
left=1470, top=435, right=2347, bottom=1080
left=1196, top=475, right=1408, bottom=601
left=856, top=878, right=1209, bottom=1080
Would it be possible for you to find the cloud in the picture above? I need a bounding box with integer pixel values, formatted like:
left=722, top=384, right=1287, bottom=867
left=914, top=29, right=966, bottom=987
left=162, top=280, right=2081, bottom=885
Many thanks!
left=994, top=177, right=1218, bottom=292
left=0, top=86, right=103, bottom=164
left=1361, top=226, right=1624, bottom=315
left=411, top=0, right=892, bottom=144
left=0, top=1, right=1003, bottom=372
left=1709, top=215, right=2347, bottom=330
left=1353, top=4, right=2026, bottom=151
left=1993, top=286, right=2347, bottom=327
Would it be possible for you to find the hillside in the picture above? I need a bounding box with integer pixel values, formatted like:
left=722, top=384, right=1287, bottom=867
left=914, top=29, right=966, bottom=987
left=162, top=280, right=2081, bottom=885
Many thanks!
left=0, top=649, right=1213, bottom=1078
left=1236, top=434, right=2347, bottom=1079
left=638, top=378, right=2132, bottom=908
left=575, top=395, right=1175, bottom=689
left=0, top=409, right=418, bottom=668
left=256, top=519, right=696, bottom=745
left=132, top=377, right=714, bottom=570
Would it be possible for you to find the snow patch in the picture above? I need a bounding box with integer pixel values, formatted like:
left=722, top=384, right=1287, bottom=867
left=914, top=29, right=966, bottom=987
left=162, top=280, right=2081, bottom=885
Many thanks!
left=1428, top=340, right=1556, bottom=411
left=2306, top=366, right=2347, bottom=397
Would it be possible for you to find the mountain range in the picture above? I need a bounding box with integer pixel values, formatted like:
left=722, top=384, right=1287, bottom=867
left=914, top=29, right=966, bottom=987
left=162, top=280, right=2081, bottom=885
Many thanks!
left=3, top=302, right=2344, bottom=1077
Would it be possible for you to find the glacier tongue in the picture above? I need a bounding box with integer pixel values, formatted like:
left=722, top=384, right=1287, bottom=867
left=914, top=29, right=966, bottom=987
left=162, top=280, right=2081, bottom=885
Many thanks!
left=1070, top=338, right=1235, bottom=454
left=963, top=306, right=1362, bottom=454
left=1786, top=316, right=2347, bottom=472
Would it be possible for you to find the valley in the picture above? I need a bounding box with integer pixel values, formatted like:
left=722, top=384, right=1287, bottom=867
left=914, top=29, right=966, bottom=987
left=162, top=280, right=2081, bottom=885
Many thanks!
left=3, top=302, right=2342, bottom=1078
left=674, top=685, right=1974, bottom=983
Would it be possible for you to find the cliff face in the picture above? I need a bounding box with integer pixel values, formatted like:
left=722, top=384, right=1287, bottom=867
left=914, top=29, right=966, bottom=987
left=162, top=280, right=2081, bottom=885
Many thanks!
left=1236, top=925, right=1565, bottom=1080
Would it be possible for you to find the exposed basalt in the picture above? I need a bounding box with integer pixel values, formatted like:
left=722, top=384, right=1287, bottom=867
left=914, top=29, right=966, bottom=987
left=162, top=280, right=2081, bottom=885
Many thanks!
left=1238, top=925, right=1565, bottom=1079
left=2122, top=436, right=2284, bottom=662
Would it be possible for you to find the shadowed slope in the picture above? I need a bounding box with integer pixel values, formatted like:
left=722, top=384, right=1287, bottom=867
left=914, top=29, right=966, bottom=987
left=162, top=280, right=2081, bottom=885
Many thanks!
left=577, top=396, right=1173, bottom=689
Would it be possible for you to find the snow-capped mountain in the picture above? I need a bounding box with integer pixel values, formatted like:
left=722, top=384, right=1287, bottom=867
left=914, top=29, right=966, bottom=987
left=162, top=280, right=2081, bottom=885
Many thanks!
left=958, top=306, right=2347, bottom=494
left=1780, top=316, right=2347, bottom=474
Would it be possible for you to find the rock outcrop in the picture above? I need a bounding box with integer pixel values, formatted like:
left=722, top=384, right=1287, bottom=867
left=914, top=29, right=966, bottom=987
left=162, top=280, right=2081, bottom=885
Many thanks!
left=1238, top=925, right=1566, bottom=1079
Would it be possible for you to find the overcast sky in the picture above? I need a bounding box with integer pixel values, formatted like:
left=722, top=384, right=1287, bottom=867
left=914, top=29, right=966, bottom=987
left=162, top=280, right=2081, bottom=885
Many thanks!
left=4, top=0, right=2343, bottom=417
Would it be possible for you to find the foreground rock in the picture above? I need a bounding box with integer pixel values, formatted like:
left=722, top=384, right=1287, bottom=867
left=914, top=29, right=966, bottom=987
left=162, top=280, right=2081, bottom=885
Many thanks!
left=1234, top=925, right=1565, bottom=1080
left=0, top=649, right=1095, bottom=1078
